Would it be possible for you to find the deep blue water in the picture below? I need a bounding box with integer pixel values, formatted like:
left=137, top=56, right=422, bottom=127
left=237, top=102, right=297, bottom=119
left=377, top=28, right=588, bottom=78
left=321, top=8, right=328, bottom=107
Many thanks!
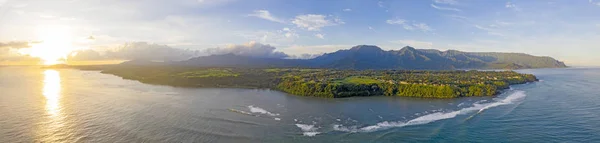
left=1, top=67, right=599, bottom=142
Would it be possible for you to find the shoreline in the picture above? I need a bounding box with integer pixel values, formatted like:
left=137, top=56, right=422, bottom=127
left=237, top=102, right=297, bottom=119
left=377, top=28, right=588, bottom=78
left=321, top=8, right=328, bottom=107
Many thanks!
left=52, top=65, right=539, bottom=99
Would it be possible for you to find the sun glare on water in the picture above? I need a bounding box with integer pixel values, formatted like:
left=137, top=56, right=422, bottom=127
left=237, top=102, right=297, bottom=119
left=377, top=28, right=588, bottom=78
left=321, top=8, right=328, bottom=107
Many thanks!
left=43, top=70, right=62, bottom=116
left=19, top=26, right=77, bottom=65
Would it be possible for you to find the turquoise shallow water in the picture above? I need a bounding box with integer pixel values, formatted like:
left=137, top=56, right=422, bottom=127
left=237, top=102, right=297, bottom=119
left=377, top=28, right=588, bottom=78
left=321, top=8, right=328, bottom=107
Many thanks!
left=1, top=67, right=599, bottom=142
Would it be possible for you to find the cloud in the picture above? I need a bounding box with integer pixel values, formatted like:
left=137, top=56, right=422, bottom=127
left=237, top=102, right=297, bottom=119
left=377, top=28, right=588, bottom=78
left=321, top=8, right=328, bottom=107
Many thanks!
left=315, top=33, right=325, bottom=39
left=3, top=41, right=295, bottom=62
left=105, top=42, right=199, bottom=61
left=431, top=4, right=461, bottom=11
left=387, top=19, right=413, bottom=30
left=248, top=10, right=286, bottom=23
left=474, top=25, right=493, bottom=31
left=237, top=29, right=298, bottom=44
left=0, top=42, right=32, bottom=49
left=343, top=8, right=352, bottom=12
left=280, top=28, right=299, bottom=38
left=390, top=40, right=434, bottom=48
left=0, top=41, right=42, bottom=62
left=286, top=53, right=322, bottom=59
left=69, top=49, right=105, bottom=61
left=387, top=19, right=433, bottom=32
left=433, top=0, right=457, bottom=5
left=378, top=1, right=384, bottom=7
left=446, top=15, right=468, bottom=22
left=205, top=41, right=288, bottom=58
left=413, top=23, right=433, bottom=32
left=505, top=2, right=521, bottom=11
left=403, top=25, right=415, bottom=30
left=277, top=44, right=352, bottom=56
left=0, top=41, right=38, bottom=62
left=386, top=19, right=406, bottom=25
left=292, top=14, right=344, bottom=31
left=505, top=2, right=515, bottom=8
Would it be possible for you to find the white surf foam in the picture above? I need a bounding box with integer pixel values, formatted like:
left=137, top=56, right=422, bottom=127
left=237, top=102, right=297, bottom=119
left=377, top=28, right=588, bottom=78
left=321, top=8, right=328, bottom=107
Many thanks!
left=295, top=124, right=320, bottom=136
left=473, top=90, right=526, bottom=114
left=334, top=90, right=527, bottom=133
left=247, top=105, right=279, bottom=116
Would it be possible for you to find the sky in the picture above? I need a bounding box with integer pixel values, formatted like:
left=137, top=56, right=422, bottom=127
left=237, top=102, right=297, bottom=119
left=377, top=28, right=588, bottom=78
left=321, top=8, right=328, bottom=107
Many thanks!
left=0, top=0, right=599, bottom=65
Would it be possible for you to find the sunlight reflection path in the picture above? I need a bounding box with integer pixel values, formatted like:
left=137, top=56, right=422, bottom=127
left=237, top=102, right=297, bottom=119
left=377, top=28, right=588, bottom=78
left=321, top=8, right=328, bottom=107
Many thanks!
left=43, top=70, right=61, bottom=116
left=39, top=70, right=67, bottom=142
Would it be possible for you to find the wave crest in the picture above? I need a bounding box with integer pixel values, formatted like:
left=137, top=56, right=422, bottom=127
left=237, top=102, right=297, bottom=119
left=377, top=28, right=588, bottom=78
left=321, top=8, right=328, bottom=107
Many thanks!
left=334, top=90, right=527, bottom=133
left=296, top=124, right=320, bottom=136
left=247, top=105, right=279, bottom=116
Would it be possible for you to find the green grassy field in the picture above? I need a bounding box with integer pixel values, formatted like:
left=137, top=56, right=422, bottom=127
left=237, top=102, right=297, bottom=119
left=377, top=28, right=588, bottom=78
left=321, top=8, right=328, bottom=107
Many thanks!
left=264, top=68, right=323, bottom=73
left=335, top=76, right=382, bottom=84
left=175, top=69, right=239, bottom=78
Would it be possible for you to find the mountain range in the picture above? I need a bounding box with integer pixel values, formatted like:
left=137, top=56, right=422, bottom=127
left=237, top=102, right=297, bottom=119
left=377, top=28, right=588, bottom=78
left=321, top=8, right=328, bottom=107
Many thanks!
left=125, top=45, right=567, bottom=70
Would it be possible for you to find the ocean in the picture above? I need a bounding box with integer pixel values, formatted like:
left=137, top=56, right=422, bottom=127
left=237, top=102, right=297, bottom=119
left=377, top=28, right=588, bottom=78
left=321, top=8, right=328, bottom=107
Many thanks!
left=1, top=67, right=599, bottom=142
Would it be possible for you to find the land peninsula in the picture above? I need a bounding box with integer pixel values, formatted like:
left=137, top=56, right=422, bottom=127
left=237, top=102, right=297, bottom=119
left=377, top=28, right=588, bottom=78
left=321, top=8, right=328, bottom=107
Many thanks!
left=56, top=45, right=556, bottom=98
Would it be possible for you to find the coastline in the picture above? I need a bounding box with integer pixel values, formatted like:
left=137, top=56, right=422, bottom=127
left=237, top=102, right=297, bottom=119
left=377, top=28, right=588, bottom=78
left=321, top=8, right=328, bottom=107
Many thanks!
left=49, top=65, right=539, bottom=99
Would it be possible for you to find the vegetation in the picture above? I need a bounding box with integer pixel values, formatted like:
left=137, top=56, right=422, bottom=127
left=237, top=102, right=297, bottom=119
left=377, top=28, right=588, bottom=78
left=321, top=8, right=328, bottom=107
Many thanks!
left=176, top=69, right=239, bottom=78
left=335, top=76, right=382, bottom=84
left=67, top=65, right=538, bottom=98
left=274, top=69, right=536, bottom=98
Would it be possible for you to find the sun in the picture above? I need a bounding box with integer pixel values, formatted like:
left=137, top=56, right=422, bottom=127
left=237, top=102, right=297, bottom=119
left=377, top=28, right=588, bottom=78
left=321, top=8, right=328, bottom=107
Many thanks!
left=19, top=26, right=77, bottom=65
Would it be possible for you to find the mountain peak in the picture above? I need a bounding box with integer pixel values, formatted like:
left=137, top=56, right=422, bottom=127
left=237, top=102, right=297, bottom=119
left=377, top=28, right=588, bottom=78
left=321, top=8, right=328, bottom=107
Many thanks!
left=350, top=45, right=383, bottom=52
left=400, top=46, right=416, bottom=51
left=175, top=44, right=566, bottom=70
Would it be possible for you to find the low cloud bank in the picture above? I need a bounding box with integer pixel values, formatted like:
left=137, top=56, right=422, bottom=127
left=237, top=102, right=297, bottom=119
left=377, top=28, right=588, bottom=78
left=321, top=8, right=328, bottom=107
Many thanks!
left=104, top=42, right=200, bottom=61
left=2, top=41, right=323, bottom=63
left=286, top=53, right=322, bottom=59
left=1, top=42, right=37, bottom=62
left=0, top=42, right=32, bottom=49
left=205, top=41, right=289, bottom=58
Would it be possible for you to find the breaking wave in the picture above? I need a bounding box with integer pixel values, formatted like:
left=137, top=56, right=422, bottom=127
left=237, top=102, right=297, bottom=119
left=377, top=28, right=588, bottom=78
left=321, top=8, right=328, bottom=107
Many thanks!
left=334, top=90, right=527, bottom=133
left=295, top=124, right=320, bottom=136
left=474, top=90, right=526, bottom=115
left=247, top=105, right=279, bottom=116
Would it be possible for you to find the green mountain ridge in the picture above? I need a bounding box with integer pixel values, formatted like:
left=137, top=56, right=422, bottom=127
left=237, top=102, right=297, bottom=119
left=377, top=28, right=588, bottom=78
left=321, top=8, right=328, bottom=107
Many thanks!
left=307, top=45, right=566, bottom=69
left=140, top=45, right=567, bottom=70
